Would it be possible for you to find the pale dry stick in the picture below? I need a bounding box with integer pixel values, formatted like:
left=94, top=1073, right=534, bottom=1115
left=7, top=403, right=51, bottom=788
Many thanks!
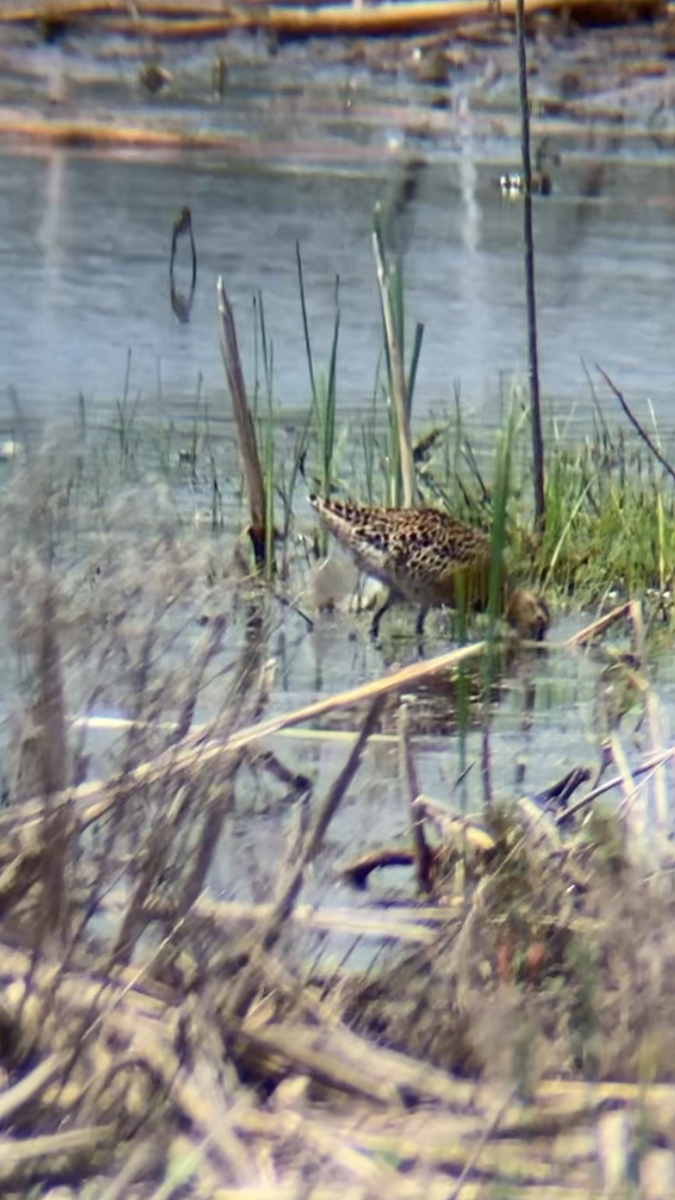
left=107, top=1008, right=246, bottom=1190
left=9, top=641, right=486, bottom=839
left=564, top=602, right=634, bottom=648
left=217, top=276, right=269, bottom=569
left=194, top=896, right=441, bottom=943
left=628, top=597, right=646, bottom=663
left=0, top=1052, right=69, bottom=1126
left=235, top=1021, right=410, bottom=1108
left=372, top=223, right=416, bottom=508
left=558, top=746, right=675, bottom=826
left=72, top=715, right=402, bottom=747
left=0, top=108, right=646, bottom=158
left=398, top=703, right=431, bottom=889
left=611, top=731, right=675, bottom=871
left=0, top=1125, right=116, bottom=1173
left=610, top=732, right=637, bottom=803
left=0, top=0, right=658, bottom=39
left=609, top=731, right=643, bottom=845
left=414, top=797, right=495, bottom=856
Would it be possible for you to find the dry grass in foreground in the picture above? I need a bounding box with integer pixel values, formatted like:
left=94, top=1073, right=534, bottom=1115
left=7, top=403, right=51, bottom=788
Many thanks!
left=1, top=453, right=675, bottom=1197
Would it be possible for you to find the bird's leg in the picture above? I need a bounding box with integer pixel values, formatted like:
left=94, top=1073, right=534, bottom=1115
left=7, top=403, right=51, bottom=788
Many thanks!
left=370, top=589, right=397, bottom=642
left=415, top=605, right=429, bottom=658
left=415, top=606, right=429, bottom=638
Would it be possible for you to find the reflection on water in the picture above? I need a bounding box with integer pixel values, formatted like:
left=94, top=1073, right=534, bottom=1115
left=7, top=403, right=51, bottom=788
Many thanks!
left=2, top=147, right=675, bottom=444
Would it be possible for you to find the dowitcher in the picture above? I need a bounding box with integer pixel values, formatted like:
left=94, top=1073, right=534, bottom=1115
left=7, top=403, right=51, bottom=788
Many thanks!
left=309, top=495, right=549, bottom=642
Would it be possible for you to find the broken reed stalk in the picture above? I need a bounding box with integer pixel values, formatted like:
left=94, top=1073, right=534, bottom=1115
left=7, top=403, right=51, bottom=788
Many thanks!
left=217, top=276, right=271, bottom=572
left=373, top=217, right=416, bottom=508
left=516, top=0, right=545, bottom=534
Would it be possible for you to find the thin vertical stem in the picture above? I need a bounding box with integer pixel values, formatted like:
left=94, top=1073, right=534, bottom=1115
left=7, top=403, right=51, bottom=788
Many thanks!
left=372, top=218, right=416, bottom=509
left=516, top=0, right=545, bottom=533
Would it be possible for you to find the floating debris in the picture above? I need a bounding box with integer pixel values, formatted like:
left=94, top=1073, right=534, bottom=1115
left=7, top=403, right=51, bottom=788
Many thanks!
left=0, top=439, right=22, bottom=462
left=139, top=62, right=172, bottom=95
left=499, top=170, right=552, bottom=197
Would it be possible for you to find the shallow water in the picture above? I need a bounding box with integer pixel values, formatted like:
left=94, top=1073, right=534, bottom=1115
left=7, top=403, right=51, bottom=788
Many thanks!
left=2, top=27, right=675, bottom=927
left=3, top=146, right=675, bottom=448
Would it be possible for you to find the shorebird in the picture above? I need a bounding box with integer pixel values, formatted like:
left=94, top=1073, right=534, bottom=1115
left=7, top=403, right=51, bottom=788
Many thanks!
left=309, top=494, right=549, bottom=642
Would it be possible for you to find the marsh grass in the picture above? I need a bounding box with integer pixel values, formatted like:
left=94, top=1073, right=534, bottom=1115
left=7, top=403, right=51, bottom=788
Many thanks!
left=372, top=208, right=419, bottom=508
left=35, top=351, right=675, bottom=645
left=405, top=399, right=675, bottom=623
left=529, top=427, right=675, bottom=610
left=2, top=433, right=675, bottom=1195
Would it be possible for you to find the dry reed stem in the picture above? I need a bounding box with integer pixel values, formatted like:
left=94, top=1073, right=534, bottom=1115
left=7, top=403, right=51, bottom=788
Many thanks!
left=4, top=908, right=675, bottom=1195
left=195, top=896, right=444, bottom=943
left=0, top=0, right=662, bottom=37
left=0, top=1051, right=70, bottom=1124
left=372, top=231, right=416, bottom=508
left=0, top=1125, right=116, bottom=1171
left=2, top=640, right=485, bottom=839
left=564, top=601, right=636, bottom=647
left=559, top=745, right=675, bottom=824
left=0, top=111, right=651, bottom=157
left=217, top=277, right=269, bottom=570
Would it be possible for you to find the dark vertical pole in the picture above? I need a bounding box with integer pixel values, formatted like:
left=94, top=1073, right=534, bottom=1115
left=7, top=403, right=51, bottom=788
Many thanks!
left=516, top=0, right=546, bottom=533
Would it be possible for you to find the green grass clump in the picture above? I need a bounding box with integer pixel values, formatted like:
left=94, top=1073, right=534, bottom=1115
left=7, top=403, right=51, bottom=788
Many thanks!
left=533, top=438, right=675, bottom=604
